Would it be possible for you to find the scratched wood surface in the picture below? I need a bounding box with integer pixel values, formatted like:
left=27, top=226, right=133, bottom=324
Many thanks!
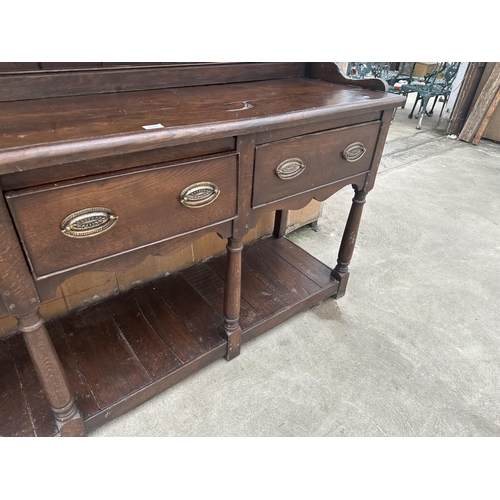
left=0, top=79, right=390, bottom=151
left=0, top=76, right=404, bottom=174
left=0, top=334, right=58, bottom=436
left=0, top=237, right=338, bottom=436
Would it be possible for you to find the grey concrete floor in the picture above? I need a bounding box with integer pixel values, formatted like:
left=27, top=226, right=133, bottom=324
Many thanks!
left=90, top=94, right=500, bottom=437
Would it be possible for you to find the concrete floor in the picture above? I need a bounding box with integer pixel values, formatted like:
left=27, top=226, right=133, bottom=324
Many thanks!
left=90, top=94, right=500, bottom=437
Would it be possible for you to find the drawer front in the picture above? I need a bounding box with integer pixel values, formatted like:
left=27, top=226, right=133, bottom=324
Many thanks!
left=6, top=154, right=238, bottom=277
left=252, top=122, right=381, bottom=207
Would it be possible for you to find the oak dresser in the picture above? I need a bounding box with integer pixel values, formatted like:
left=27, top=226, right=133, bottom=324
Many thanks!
left=0, top=63, right=405, bottom=436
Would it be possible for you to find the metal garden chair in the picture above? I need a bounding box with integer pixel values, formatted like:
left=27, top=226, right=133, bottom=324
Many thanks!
left=384, top=62, right=415, bottom=94
left=347, top=62, right=414, bottom=119
left=347, top=62, right=392, bottom=80
left=400, top=62, right=460, bottom=129
left=347, top=62, right=413, bottom=93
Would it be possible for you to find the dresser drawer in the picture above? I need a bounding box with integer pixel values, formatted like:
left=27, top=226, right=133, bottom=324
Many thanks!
left=252, top=122, right=381, bottom=207
left=6, top=154, right=238, bottom=277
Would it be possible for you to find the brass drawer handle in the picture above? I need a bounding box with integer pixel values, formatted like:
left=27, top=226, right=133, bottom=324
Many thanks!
left=342, top=142, right=366, bottom=162
left=276, top=158, right=306, bottom=180
left=180, top=182, right=220, bottom=208
left=61, top=207, right=118, bottom=238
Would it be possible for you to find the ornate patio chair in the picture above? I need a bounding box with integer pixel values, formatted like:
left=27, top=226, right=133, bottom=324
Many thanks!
left=401, top=62, right=460, bottom=129
left=385, top=62, right=415, bottom=93
left=347, top=62, right=374, bottom=79
left=347, top=62, right=414, bottom=92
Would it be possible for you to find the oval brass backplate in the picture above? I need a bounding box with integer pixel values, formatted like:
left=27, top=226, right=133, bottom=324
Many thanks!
left=276, top=158, right=306, bottom=180
left=61, top=207, right=118, bottom=238
left=342, top=142, right=366, bottom=162
left=180, top=182, right=220, bottom=208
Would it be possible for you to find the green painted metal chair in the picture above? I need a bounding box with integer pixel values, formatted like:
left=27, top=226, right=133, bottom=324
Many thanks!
left=385, top=62, right=415, bottom=94
left=400, top=62, right=460, bottom=129
left=347, top=62, right=414, bottom=119
left=347, top=62, right=392, bottom=80
left=347, top=62, right=414, bottom=94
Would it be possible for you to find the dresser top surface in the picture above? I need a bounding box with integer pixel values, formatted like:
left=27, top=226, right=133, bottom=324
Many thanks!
left=0, top=76, right=404, bottom=174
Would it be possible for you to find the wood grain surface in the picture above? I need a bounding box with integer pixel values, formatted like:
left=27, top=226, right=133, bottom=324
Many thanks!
left=0, top=237, right=338, bottom=436
left=0, top=63, right=401, bottom=438
left=0, top=78, right=404, bottom=174
left=7, top=154, right=238, bottom=277
left=0, top=63, right=305, bottom=102
left=253, top=121, right=380, bottom=207
left=1, top=138, right=236, bottom=191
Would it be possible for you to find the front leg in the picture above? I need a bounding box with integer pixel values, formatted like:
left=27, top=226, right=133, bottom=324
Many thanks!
left=0, top=195, right=85, bottom=436
left=331, top=187, right=367, bottom=299
left=222, top=237, right=243, bottom=360
left=18, top=311, right=86, bottom=436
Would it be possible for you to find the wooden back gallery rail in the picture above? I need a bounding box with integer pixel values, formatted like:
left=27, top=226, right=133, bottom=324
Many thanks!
left=0, top=62, right=405, bottom=436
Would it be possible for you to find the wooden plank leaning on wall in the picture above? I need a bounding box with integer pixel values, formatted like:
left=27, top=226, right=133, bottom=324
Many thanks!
left=459, top=62, right=500, bottom=144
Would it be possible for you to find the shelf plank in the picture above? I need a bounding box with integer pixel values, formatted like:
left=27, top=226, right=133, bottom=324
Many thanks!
left=130, top=284, right=204, bottom=363
left=0, top=237, right=339, bottom=436
left=207, top=255, right=288, bottom=318
left=0, top=337, right=35, bottom=436
left=243, top=241, right=322, bottom=302
left=50, top=319, right=100, bottom=419
left=261, top=237, right=335, bottom=288
left=7, top=334, right=59, bottom=437
left=106, top=293, right=184, bottom=381
left=58, top=303, right=152, bottom=410
left=153, top=274, right=225, bottom=351
left=180, top=263, right=263, bottom=330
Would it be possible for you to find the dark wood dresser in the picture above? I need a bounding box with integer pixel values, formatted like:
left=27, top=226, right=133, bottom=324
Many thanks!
left=0, top=63, right=405, bottom=436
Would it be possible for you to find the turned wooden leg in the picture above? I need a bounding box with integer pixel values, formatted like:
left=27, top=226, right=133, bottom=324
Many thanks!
left=223, top=237, right=243, bottom=360
left=17, top=311, right=86, bottom=436
left=331, top=187, right=367, bottom=299
left=0, top=195, right=85, bottom=436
